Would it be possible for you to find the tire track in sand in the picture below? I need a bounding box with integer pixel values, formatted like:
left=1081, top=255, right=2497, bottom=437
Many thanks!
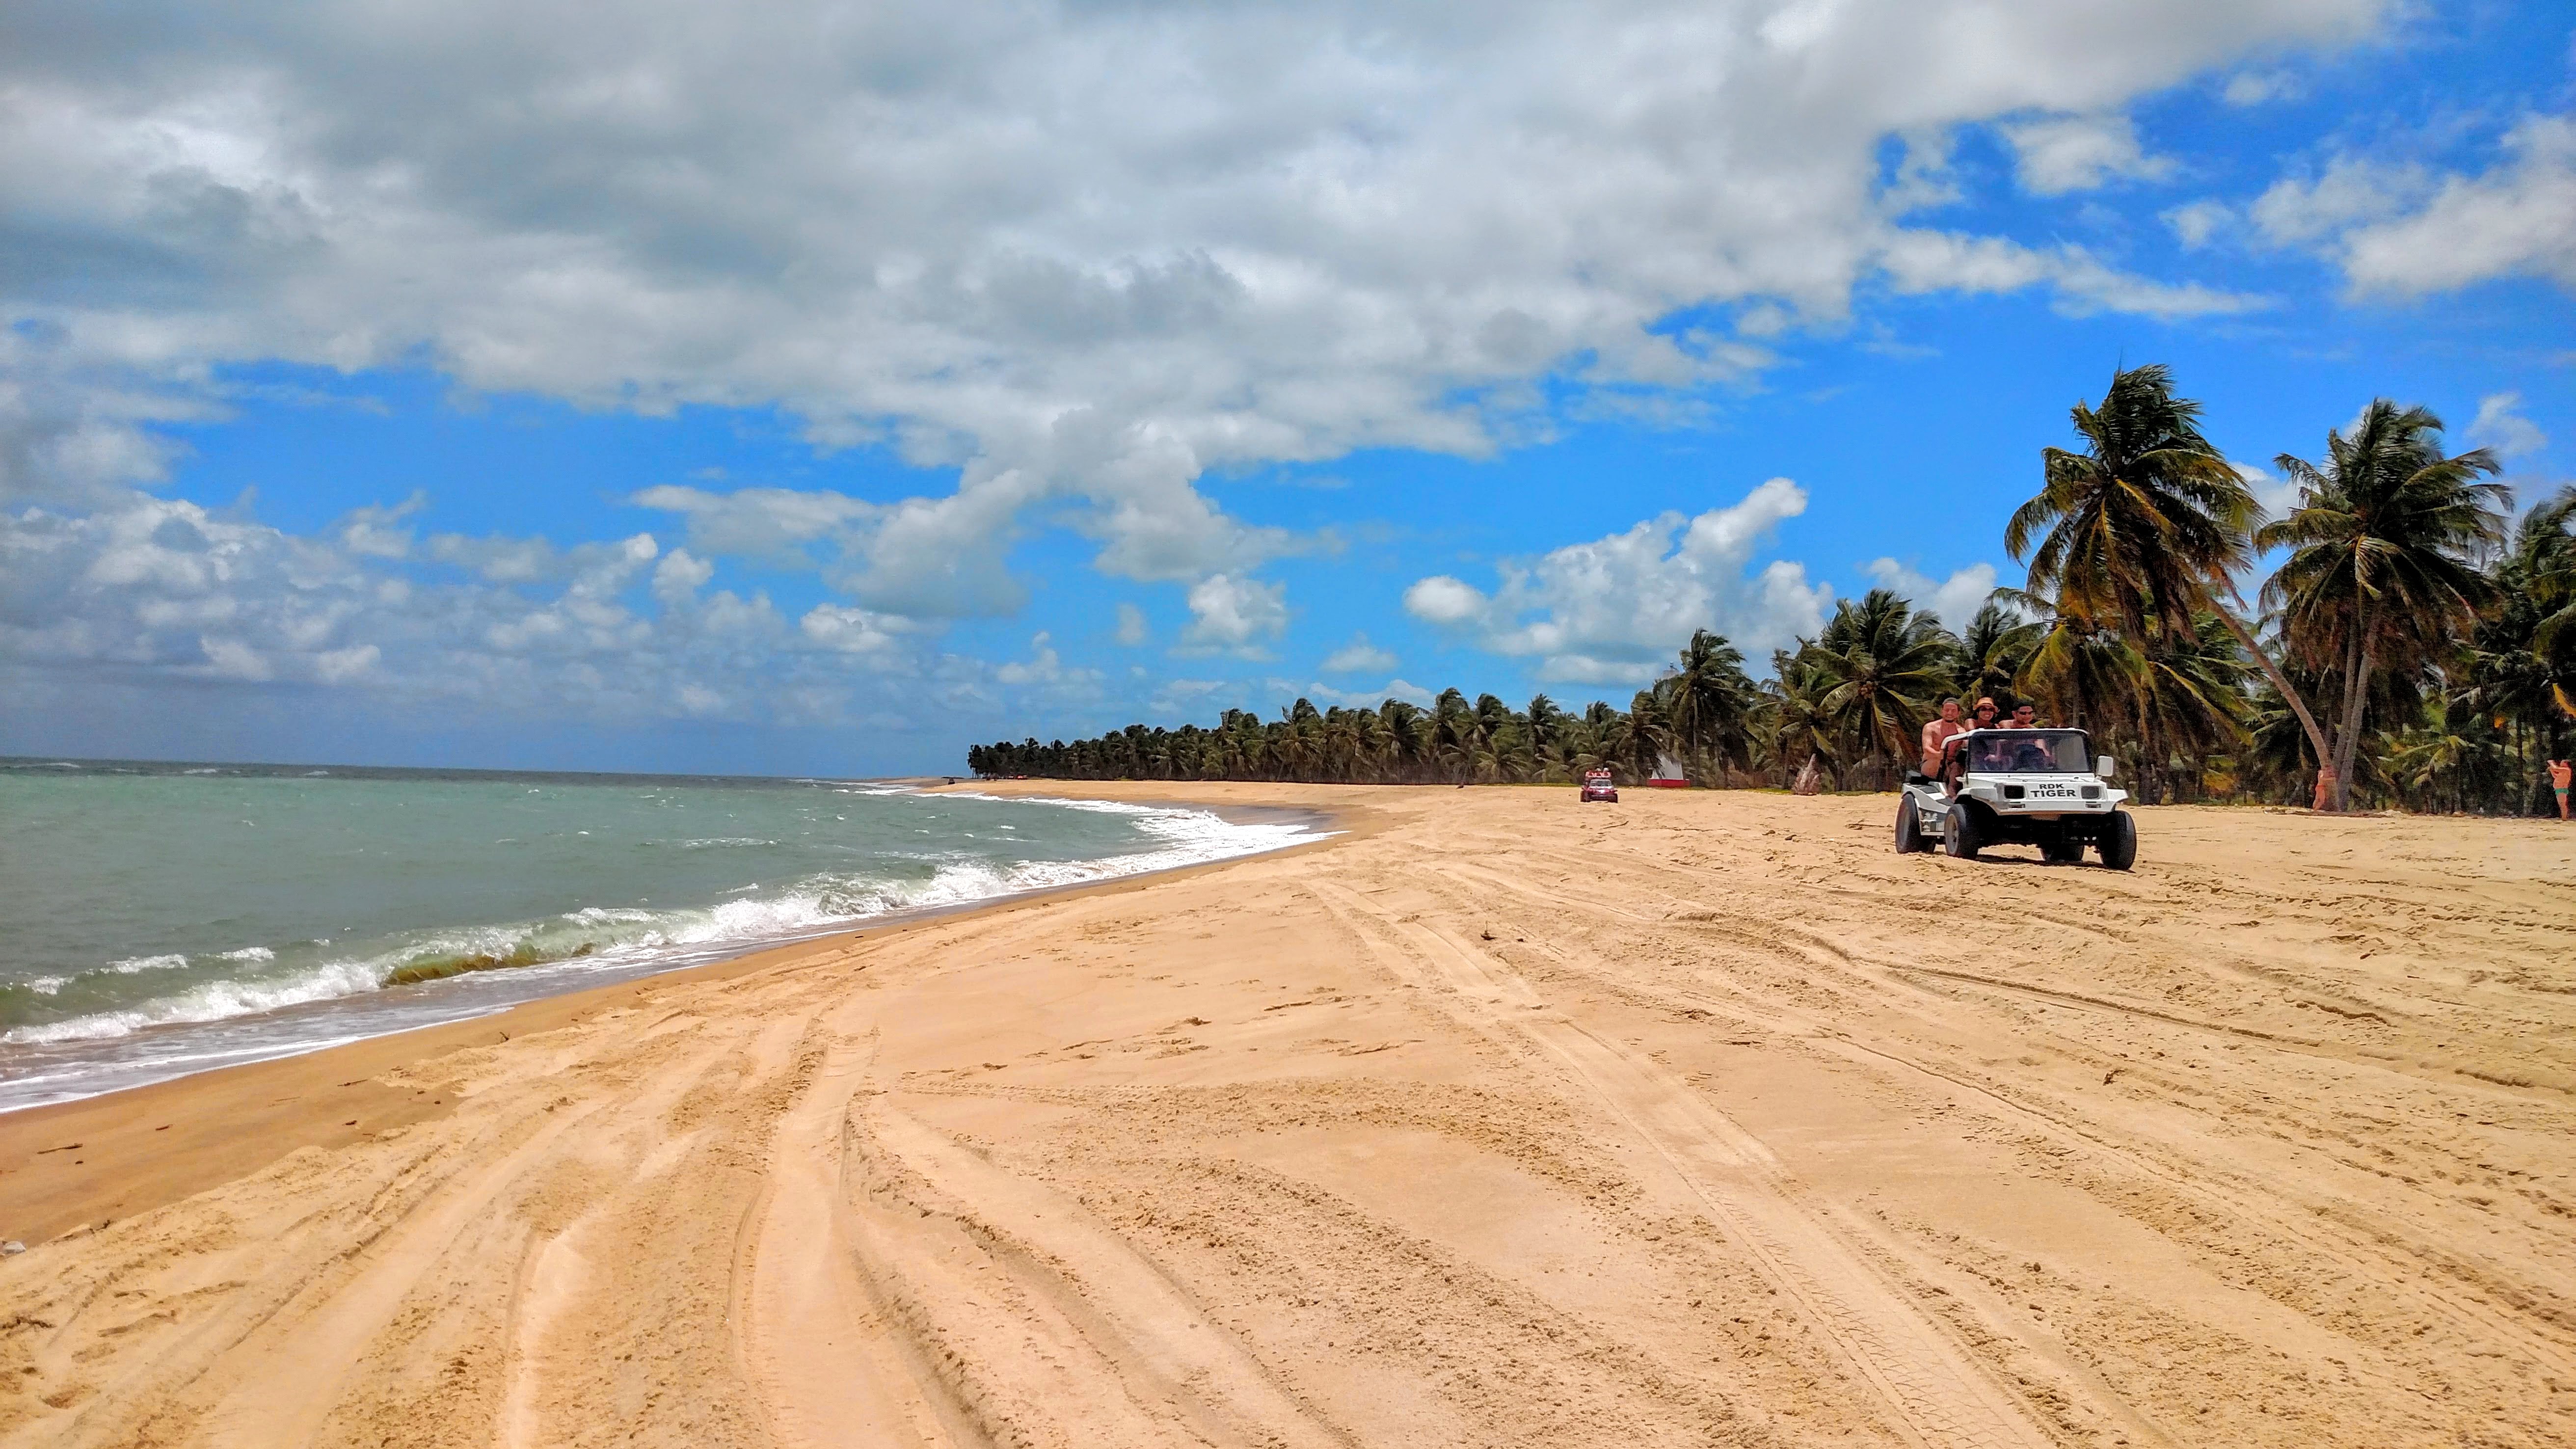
left=732, top=1027, right=979, bottom=1449
left=749, top=1006, right=1355, bottom=1449
left=1306, top=877, right=2053, bottom=1449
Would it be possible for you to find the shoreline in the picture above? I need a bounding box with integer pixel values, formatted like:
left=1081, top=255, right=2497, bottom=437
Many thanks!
left=0, top=785, right=1366, bottom=1244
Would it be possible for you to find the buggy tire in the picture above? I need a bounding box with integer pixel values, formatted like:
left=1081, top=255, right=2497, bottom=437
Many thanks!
left=2098, top=809, right=2137, bottom=871
left=1896, top=800, right=1927, bottom=854
left=2041, top=831, right=2084, bottom=865
left=1943, top=803, right=1981, bottom=860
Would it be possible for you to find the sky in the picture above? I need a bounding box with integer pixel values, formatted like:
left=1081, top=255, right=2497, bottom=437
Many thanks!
left=2, top=0, right=2570, bottom=777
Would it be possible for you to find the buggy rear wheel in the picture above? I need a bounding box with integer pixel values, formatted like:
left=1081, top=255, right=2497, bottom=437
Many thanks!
left=1895, top=799, right=1927, bottom=854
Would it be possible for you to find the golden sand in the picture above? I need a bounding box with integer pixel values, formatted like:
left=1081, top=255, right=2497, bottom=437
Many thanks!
left=3, top=783, right=2571, bottom=1448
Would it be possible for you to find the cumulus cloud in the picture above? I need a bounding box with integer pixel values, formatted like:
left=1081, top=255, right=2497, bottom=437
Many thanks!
left=2163, top=199, right=2232, bottom=249
left=2338, top=116, right=2576, bottom=295
left=2222, top=70, right=2302, bottom=106
left=2250, top=116, right=2576, bottom=295
left=0, top=483, right=1102, bottom=741
left=1114, top=601, right=1149, bottom=646
left=1998, top=113, right=2176, bottom=194
left=2234, top=461, right=2303, bottom=521
left=1861, top=558, right=1999, bottom=631
left=2, top=0, right=2384, bottom=567
left=2469, top=392, right=2548, bottom=458
left=0, top=0, right=2415, bottom=747
left=1308, top=677, right=1435, bottom=709
left=1319, top=632, right=1398, bottom=673
left=994, top=631, right=1101, bottom=694
left=1877, top=231, right=2261, bottom=318
left=1405, top=478, right=1831, bottom=682
left=1179, top=573, right=1289, bottom=655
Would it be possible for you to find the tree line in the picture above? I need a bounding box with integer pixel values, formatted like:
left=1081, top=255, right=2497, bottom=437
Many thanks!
left=968, top=366, right=2574, bottom=814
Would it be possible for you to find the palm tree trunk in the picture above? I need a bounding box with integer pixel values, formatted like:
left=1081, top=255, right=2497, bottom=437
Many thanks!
left=2208, top=605, right=2335, bottom=810
left=2330, top=600, right=2377, bottom=813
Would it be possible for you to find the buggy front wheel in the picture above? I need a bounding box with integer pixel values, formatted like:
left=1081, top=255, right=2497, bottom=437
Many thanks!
left=1943, top=804, right=1981, bottom=860
left=2097, top=810, right=2137, bottom=871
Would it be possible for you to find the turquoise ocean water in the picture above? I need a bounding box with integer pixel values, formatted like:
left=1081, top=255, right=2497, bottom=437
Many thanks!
left=0, top=759, right=1320, bottom=1110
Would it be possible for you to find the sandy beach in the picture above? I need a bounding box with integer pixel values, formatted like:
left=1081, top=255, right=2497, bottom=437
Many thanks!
left=2, top=783, right=2571, bottom=1449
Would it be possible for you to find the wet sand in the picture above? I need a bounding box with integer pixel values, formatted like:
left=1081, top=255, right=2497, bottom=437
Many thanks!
left=2, top=783, right=2571, bottom=1449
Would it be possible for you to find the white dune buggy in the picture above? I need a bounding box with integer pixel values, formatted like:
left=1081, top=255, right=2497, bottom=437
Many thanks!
left=1897, top=727, right=2136, bottom=870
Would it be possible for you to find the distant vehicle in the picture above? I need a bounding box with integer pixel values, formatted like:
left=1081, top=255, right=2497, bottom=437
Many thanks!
left=1898, top=727, right=2136, bottom=869
left=1580, top=769, right=1619, bottom=803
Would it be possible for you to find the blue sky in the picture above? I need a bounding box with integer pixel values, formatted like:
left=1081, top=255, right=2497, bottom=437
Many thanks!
left=2, top=0, right=2569, bottom=776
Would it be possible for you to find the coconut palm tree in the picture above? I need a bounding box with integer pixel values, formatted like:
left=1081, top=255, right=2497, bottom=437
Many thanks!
left=2259, top=400, right=2509, bottom=811
left=2008, top=364, right=2334, bottom=801
left=1757, top=647, right=1839, bottom=788
left=1807, top=589, right=1956, bottom=788
left=1959, top=600, right=2043, bottom=708
left=1668, top=628, right=1755, bottom=782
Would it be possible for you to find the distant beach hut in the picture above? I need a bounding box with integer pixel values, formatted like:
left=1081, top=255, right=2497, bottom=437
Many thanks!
left=1649, top=753, right=1690, bottom=788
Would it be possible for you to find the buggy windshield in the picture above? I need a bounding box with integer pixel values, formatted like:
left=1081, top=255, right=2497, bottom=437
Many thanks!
left=1960, top=729, right=2093, bottom=775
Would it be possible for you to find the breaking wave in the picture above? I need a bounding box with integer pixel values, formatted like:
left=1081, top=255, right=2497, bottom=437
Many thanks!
left=2, top=800, right=1320, bottom=1050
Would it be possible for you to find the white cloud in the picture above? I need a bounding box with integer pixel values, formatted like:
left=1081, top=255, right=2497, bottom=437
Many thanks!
left=1319, top=631, right=1398, bottom=673
left=1179, top=573, right=1289, bottom=655
left=1406, top=477, right=1831, bottom=682
left=1861, top=558, right=1998, bottom=630
left=2249, top=155, right=2429, bottom=245
left=2249, top=116, right=2576, bottom=296
left=0, top=485, right=1081, bottom=737
left=2163, top=198, right=2232, bottom=249
left=2235, top=461, right=2302, bottom=521
left=1114, top=601, right=1149, bottom=646
left=994, top=631, right=1101, bottom=692
left=1147, top=677, right=1233, bottom=718
left=1877, top=231, right=2264, bottom=318
left=2222, top=71, right=2302, bottom=106
left=1401, top=576, right=1489, bottom=627
left=1998, top=113, right=2176, bottom=194
left=1308, top=677, right=1435, bottom=709
left=630, top=485, right=878, bottom=570
left=2338, top=116, right=2576, bottom=295
left=797, top=604, right=915, bottom=661
left=652, top=547, right=715, bottom=604
left=1, top=0, right=2386, bottom=580
left=2469, top=392, right=2548, bottom=458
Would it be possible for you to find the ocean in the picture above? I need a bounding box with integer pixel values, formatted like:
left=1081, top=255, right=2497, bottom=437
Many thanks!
left=0, top=758, right=1323, bottom=1111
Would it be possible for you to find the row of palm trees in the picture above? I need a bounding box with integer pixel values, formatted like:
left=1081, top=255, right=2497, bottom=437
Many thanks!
left=969, top=366, right=2572, bottom=813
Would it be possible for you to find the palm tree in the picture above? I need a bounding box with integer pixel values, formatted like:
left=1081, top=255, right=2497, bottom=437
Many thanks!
left=2008, top=364, right=2334, bottom=802
left=1959, top=600, right=2043, bottom=707
left=2259, top=400, right=2509, bottom=811
left=1808, top=589, right=1956, bottom=788
left=1757, top=647, right=1838, bottom=787
left=1669, top=628, right=1755, bottom=782
left=2135, top=612, right=2254, bottom=802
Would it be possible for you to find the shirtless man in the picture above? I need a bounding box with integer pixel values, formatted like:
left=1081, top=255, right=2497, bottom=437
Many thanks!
left=2011, top=701, right=2040, bottom=727
left=2551, top=758, right=2571, bottom=820
left=1921, top=698, right=1966, bottom=777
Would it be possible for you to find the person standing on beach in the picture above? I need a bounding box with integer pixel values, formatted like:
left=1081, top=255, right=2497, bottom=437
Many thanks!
left=2551, top=759, right=2571, bottom=820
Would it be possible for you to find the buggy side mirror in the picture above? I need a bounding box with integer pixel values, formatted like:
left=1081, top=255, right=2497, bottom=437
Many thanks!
left=2096, top=755, right=2117, bottom=778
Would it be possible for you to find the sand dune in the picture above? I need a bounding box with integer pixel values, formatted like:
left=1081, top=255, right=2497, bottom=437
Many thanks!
left=3, top=784, right=2572, bottom=1449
